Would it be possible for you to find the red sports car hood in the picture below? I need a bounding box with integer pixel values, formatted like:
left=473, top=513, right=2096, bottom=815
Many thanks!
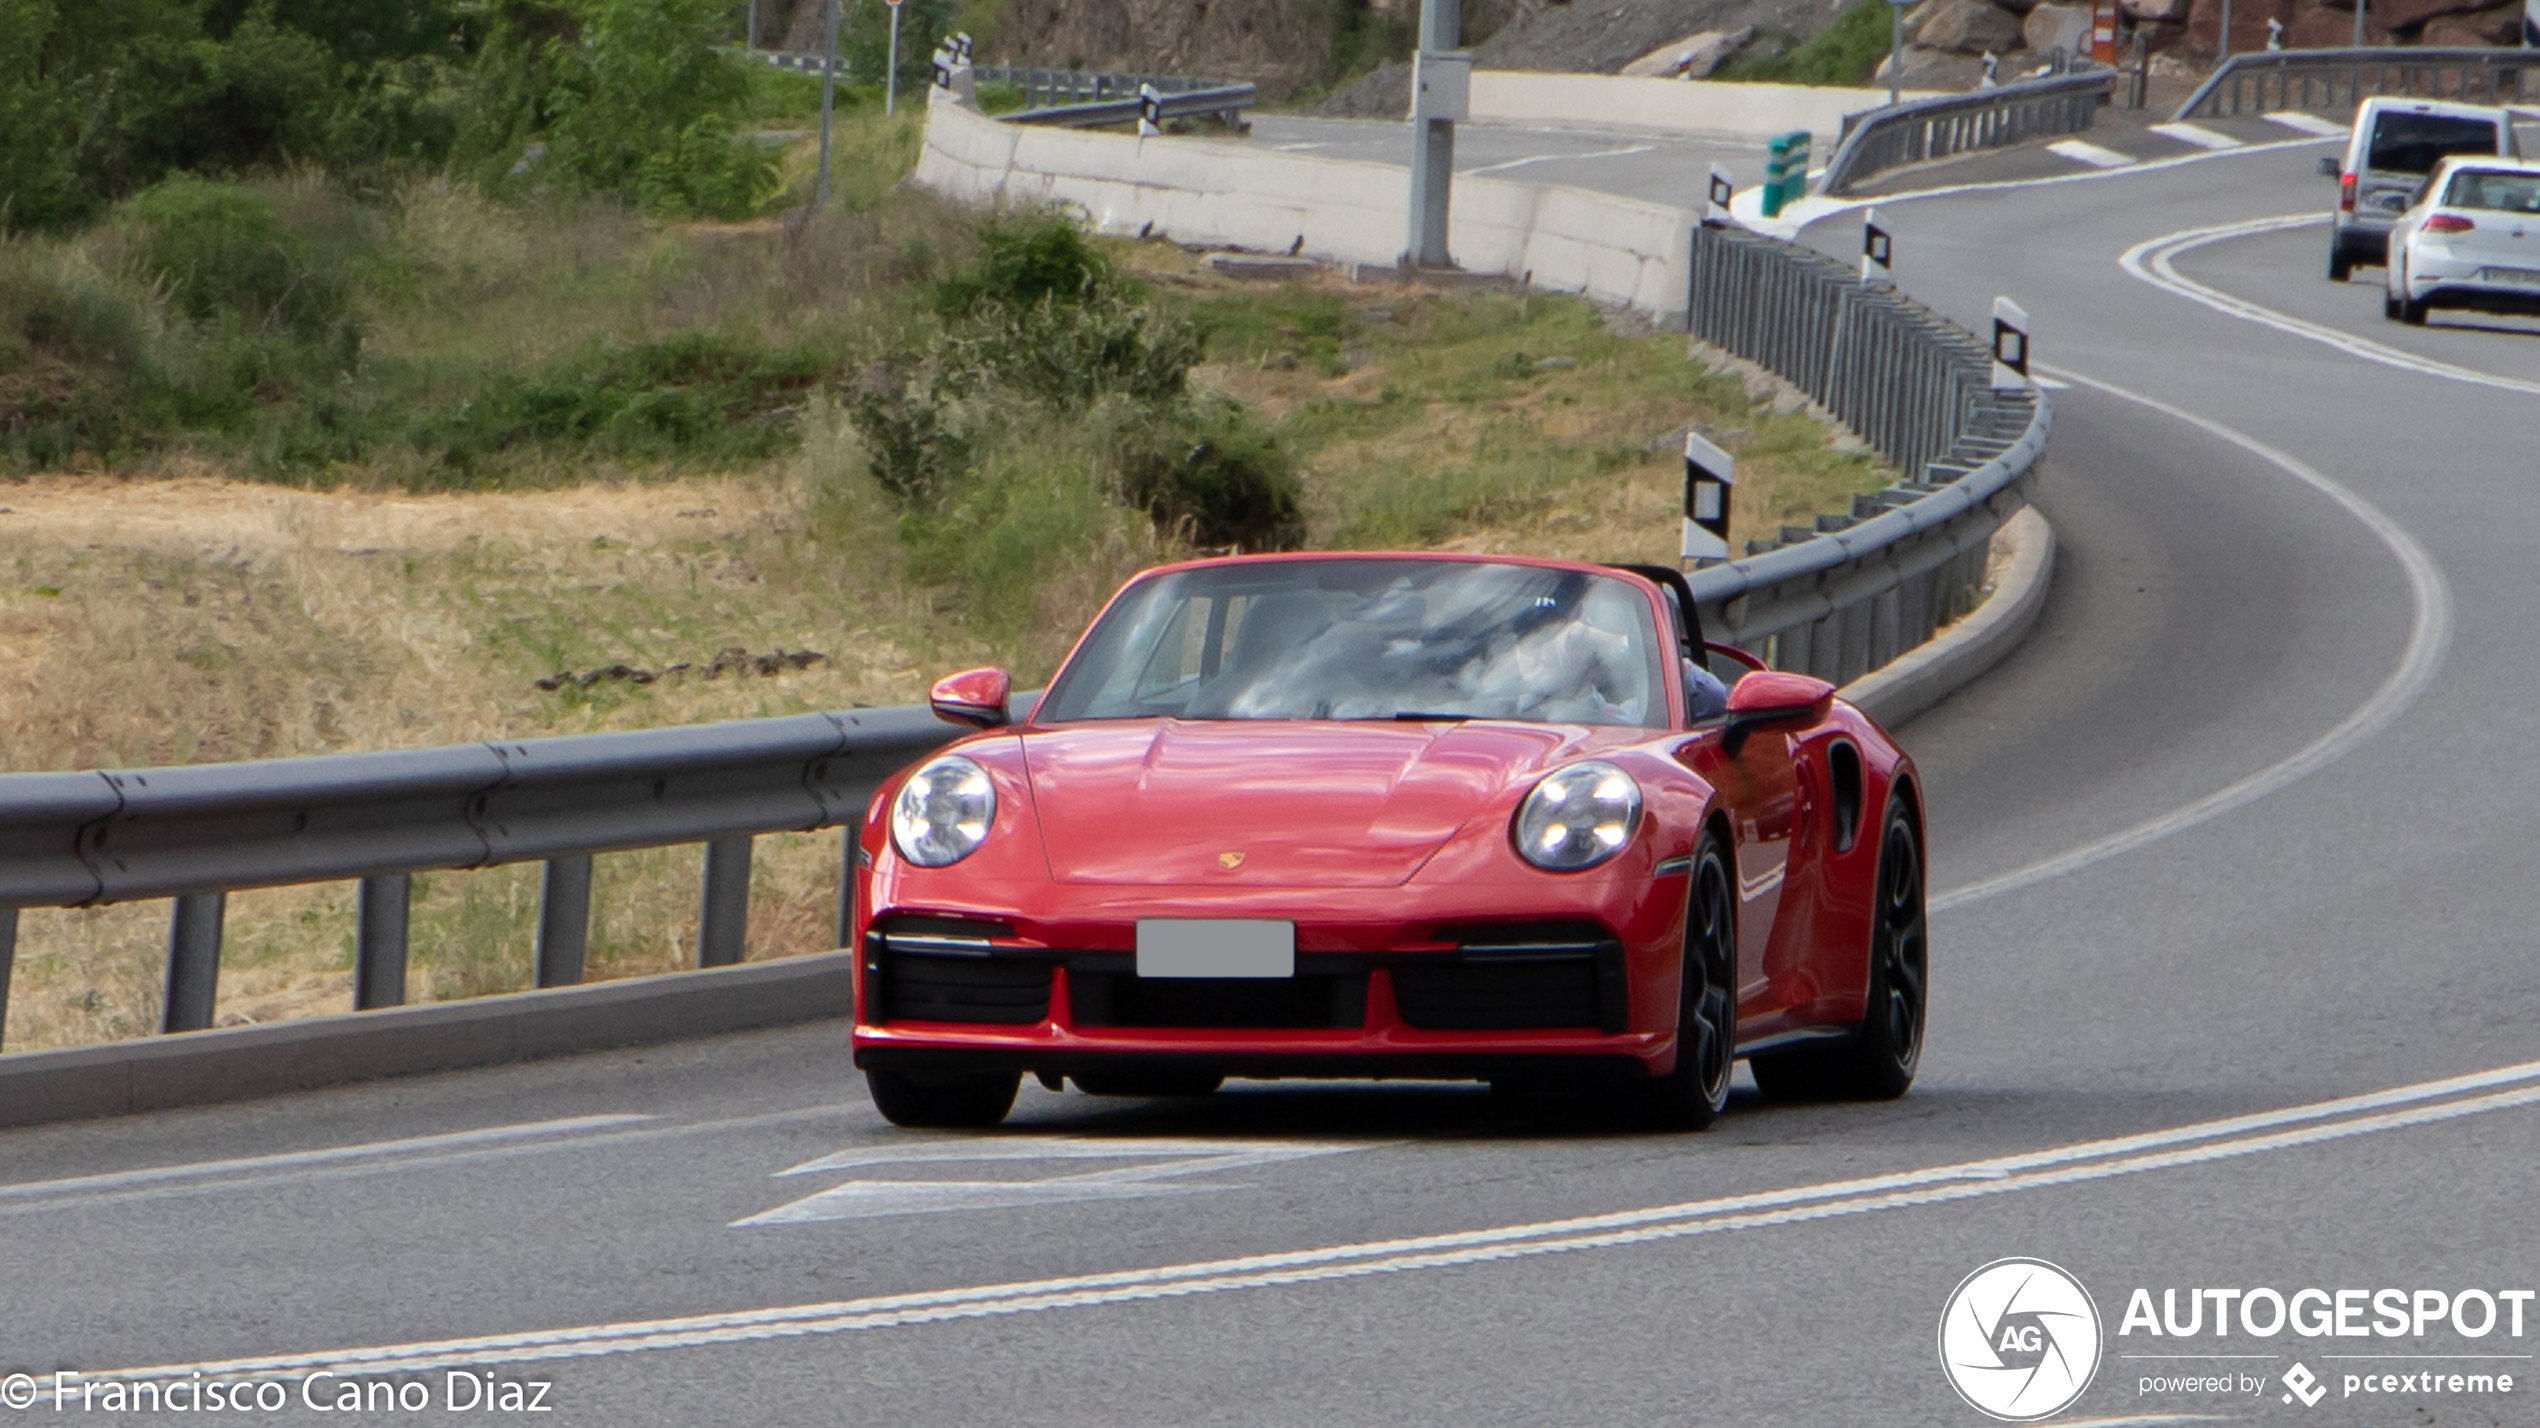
left=1018, top=719, right=1608, bottom=886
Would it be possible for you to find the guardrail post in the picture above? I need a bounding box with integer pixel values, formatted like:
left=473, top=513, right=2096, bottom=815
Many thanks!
left=538, top=855, right=594, bottom=987
left=163, top=892, right=225, bottom=1033
left=355, top=873, right=410, bottom=1010
left=0, top=906, right=16, bottom=1051
left=698, top=836, right=752, bottom=968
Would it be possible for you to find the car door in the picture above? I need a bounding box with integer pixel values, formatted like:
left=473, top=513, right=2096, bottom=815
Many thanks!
left=1679, top=727, right=1802, bottom=1025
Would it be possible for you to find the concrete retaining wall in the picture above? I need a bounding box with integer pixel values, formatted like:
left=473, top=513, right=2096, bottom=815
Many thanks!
left=914, top=86, right=1693, bottom=317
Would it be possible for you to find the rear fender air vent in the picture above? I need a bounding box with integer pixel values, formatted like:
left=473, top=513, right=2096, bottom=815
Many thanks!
left=1826, top=739, right=1864, bottom=854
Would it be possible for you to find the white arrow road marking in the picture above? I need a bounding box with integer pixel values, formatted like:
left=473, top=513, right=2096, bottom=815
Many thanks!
left=2046, top=139, right=2137, bottom=170
left=735, top=1137, right=1376, bottom=1225
left=2148, top=122, right=2241, bottom=151
left=66, top=1057, right=2540, bottom=1387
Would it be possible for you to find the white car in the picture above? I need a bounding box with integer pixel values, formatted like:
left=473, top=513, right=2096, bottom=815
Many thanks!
left=2325, top=97, right=2520, bottom=281
left=2384, top=156, right=2540, bottom=325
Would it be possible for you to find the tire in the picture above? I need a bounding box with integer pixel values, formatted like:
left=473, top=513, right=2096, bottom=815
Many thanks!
left=1633, top=831, right=1737, bottom=1131
left=1073, top=1070, right=1224, bottom=1098
left=866, top=1066, right=1020, bottom=1128
left=2401, top=295, right=2429, bottom=325
left=2384, top=291, right=2402, bottom=321
left=1750, top=796, right=1927, bottom=1103
left=2328, top=247, right=2353, bottom=282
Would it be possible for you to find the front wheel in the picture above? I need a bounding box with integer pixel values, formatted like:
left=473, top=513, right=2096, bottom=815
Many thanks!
left=1634, top=832, right=1737, bottom=1131
left=1751, top=796, right=1927, bottom=1102
left=866, top=1066, right=1020, bottom=1128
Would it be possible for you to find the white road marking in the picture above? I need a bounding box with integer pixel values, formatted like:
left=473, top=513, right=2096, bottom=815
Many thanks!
left=0, top=1115, right=653, bottom=1202
left=2148, top=122, right=2242, bottom=151
left=1467, top=143, right=1655, bottom=176
left=2264, top=111, right=2350, bottom=138
left=0, top=1104, right=850, bottom=1219
left=737, top=1137, right=1372, bottom=1225
left=2031, top=374, right=2071, bottom=389
left=2123, top=213, right=2540, bottom=399
left=1932, top=359, right=2452, bottom=914
left=1275, top=142, right=1327, bottom=152
left=70, top=1057, right=2540, bottom=1384
left=2047, top=139, right=2137, bottom=169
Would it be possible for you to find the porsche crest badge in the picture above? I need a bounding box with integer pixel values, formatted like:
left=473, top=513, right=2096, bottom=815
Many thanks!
left=1218, top=851, right=1246, bottom=869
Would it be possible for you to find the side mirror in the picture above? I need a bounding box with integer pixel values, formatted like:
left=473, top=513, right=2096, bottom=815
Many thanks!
left=1721, top=670, right=1835, bottom=755
left=2318, top=155, right=2341, bottom=178
left=929, top=666, right=1013, bottom=729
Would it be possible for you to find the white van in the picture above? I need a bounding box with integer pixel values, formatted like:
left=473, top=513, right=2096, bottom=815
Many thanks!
left=2325, top=97, right=2521, bottom=281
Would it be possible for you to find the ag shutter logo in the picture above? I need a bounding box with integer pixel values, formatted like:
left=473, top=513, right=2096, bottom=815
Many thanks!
left=1939, top=1258, right=2104, bottom=1421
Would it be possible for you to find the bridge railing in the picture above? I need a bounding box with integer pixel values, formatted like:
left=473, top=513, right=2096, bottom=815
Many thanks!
left=1820, top=68, right=2116, bottom=196
left=2175, top=46, right=2534, bottom=120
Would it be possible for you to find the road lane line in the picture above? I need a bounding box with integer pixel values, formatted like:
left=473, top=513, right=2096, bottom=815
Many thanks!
left=1467, top=143, right=1655, bottom=176
left=2124, top=214, right=2540, bottom=398
left=2264, top=112, right=2349, bottom=138
left=69, top=1059, right=2540, bottom=1383
left=2148, top=122, right=2241, bottom=151
left=1929, top=362, right=2451, bottom=913
left=0, top=1115, right=654, bottom=1201
left=0, top=1104, right=854, bottom=1218
left=2048, top=139, right=2137, bottom=169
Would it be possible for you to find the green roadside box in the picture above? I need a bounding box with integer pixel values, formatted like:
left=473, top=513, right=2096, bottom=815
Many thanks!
left=1762, top=130, right=1812, bottom=218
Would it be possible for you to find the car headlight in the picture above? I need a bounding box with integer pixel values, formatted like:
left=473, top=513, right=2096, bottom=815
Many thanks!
left=1514, top=761, right=1642, bottom=871
left=891, top=755, right=997, bottom=868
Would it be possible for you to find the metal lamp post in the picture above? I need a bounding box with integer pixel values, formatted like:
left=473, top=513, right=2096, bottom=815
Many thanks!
left=815, top=0, right=840, bottom=208
left=886, top=0, right=904, bottom=116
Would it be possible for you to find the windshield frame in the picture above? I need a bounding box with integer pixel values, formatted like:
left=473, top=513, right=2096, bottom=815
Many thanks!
left=1033, top=555, right=1679, bottom=730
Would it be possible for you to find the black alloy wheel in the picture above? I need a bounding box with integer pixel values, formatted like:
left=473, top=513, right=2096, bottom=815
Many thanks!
left=1751, top=796, right=1926, bottom=1102
left=866, top=1066, right=1021, bottom=1128
left=1636, top=832, right=1737, bottom=1130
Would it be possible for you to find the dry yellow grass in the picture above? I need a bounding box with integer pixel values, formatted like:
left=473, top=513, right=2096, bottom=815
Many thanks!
left=0, top=263, right=1893, bottom=1056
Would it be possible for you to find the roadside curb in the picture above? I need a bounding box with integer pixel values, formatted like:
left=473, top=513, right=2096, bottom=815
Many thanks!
left=1842, top=505, right=2056, bottom=731
left=0, top=951, right=851, bottom=1130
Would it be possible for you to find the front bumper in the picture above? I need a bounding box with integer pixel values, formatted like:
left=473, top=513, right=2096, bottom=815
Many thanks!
left=850, top=885, right=1688, bottom=1083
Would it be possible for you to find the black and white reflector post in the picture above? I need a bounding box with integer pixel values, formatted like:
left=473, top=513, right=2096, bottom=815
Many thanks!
left=1682, top=430, right=1735, bottom=566
left=1138, top=83, right=1162, bottom=137
left=1991, top=296, right=2031, bottom=391
left=1705, top=163, right=1734, bottom=227
left=1861, top=207, right=1892, bottom=285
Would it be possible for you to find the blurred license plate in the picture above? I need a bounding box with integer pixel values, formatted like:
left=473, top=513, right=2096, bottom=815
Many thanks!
left=1136, top=920, right=1295, bottom=978
left=2481, top=267, right=2540, bottom=286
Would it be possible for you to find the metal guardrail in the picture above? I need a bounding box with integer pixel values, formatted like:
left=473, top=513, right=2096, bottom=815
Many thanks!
left=972, top=65, right=1232, bottom=109
left=1821, top=69, right=2116, bottom=196
left=2174, top=46, right=2534, bottom=120
left=1002, top=82, right=1259, bottom=130
left=0, top=222, right=2045, bottom=1058
left=1685, top=222, right=2048, bottom=681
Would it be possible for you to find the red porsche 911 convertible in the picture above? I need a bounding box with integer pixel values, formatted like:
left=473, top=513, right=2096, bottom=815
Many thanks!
left=850, top=552, right=1926, bottom=1129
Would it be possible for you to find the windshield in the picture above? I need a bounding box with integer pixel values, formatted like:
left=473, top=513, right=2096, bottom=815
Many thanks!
left=2369, top=113, right=2499, bottom=176
left=1038, top=560, right=1666, bottom=727
left=2442, top=169, right=2540, bottom=212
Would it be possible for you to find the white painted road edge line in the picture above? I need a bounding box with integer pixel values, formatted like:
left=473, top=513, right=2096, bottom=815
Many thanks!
left=0, top=1115, right=655, bottom=1201
left=1929, top=360, right=2452, bottom=913
left=1466, top=143, right=1655, bottom=176
left=2264, top=111, right=2349, bottom=137
left=69, top=1057, right=2540, bottom=1385
left=2124, top=213, right=2540, bottom=399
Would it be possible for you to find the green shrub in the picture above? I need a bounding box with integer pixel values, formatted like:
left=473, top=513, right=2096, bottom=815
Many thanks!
left=971, top=294, right=1201, bottom=411
left=1717, top=0, right=1896, bottom=86
left=934, top=211, right=1114, bottom=315
left=844, top=348, right=977, bottom=508
left=115, top=179, right=357, bottom=355
left=1108, top=398, right=1304, bottom=551
left=409, top=329, right=840, bottom=476
left=0, top=251, right=160, bottom=468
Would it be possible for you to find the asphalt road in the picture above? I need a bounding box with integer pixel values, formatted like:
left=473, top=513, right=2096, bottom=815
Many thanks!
left=7, top=128, right=2540, bottom=1426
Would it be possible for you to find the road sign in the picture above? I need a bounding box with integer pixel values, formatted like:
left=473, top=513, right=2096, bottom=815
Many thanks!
left=1683, top=431, right=1736, bottom=565
left=1991, top=296, right=2031, bottom=390
left=1862, top=208, right=1893, bottom=284
left=1705, top=163, right=1733, bottom=227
